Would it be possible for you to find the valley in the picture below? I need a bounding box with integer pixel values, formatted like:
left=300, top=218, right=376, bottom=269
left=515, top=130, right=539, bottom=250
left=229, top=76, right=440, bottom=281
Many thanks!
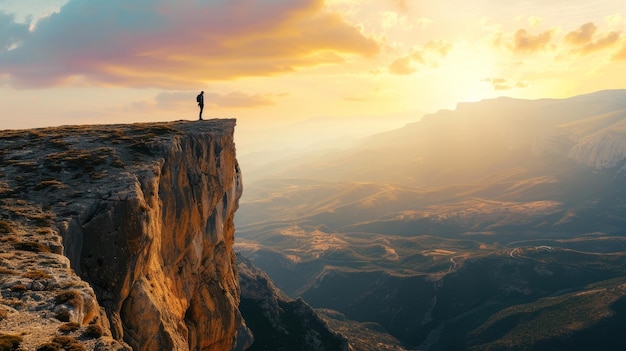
left=235, top=90, right=626, bottom=350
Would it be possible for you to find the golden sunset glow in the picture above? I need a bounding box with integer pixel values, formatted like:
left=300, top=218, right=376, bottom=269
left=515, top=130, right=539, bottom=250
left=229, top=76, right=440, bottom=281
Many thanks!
left=1, top=0, right=625, bottom=154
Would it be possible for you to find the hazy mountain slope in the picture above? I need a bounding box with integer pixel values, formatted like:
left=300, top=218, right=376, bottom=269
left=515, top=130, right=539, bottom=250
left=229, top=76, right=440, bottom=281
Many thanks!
left=468, top=278, right=626, bottom=351
left=565, top=111, right=626, bottom=169
left=236, top=90, right=626, bottom=350
left=239, top=90, right=626, bottom=244
left=237, top=112, right=420, bottom=184
left=254, top=90, right=626, bottom=186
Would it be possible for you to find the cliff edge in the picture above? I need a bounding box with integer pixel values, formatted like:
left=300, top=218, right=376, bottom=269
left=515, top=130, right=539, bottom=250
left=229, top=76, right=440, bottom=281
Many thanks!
left=0, top=120, right=252, bottom=350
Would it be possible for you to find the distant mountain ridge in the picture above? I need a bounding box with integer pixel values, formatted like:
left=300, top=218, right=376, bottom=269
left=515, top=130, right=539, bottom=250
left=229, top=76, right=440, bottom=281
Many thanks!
left=236, top=89, right=626, bottom=350
left=256, top=89, right=626, bottom=186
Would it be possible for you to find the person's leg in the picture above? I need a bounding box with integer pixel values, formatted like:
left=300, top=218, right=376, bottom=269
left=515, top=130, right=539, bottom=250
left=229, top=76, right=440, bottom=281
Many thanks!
left=199, top=105, right=204, bottom=120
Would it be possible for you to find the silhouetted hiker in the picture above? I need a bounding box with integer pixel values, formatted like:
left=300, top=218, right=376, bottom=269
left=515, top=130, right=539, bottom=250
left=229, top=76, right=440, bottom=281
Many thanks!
left=196, top=91, right=204, bottom=120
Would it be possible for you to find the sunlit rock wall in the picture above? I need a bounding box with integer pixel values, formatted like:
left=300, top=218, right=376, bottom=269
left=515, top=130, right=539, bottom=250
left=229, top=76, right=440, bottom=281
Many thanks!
left=0, top=120, right=251, bottom=350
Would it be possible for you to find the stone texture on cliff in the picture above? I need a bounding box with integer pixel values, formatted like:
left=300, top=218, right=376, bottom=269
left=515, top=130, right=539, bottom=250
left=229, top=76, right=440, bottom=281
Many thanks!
left=0, top=120, right=252, bottom=350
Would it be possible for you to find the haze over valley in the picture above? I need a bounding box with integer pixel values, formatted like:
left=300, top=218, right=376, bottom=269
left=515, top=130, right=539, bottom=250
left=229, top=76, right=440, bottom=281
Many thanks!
left=235, top=90, right=626, bottom=350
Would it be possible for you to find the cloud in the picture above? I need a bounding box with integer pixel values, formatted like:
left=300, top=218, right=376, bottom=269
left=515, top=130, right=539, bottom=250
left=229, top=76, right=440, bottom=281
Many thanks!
left=0, top=0, right=379, bottom=88
left=0, top=12, right=29, bottom=51
left=388, top=40, right=452, bottom=75
left=579, top=31, right=621, bottom=54
left=565, top=22, right=597, bottom=45
left=565, top=22, right=621, bottom=55
left=482, top=77, right=528, bottom=91
left=491, top=26, right=555, bottom=54
left=389, top=56, right=415, bottom=75
left=511, top=28, right=554, bottom=53
left=495, top=22, right=622, bottom=58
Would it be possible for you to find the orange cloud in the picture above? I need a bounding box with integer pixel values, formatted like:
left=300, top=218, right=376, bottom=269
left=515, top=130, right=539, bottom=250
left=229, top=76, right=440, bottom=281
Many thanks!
left=482, top=78, right=528, bottom=91
left=512, top=28, right=554, bottom=53
left=388, top=40, right=452, bottom=75
left=0, top=0, right=380, bottom=89
left=389, top=56, right=415, bottom=75
left=579, top=31, right=621, bottom=54
left=565, top=22, right=621, bottom=55
left=565, top=22, right=597, bottom=45
left=497, top=22, right=622, bottom=58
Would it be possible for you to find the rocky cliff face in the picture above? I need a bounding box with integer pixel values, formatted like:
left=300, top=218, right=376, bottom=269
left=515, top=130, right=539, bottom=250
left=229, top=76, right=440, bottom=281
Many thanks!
left=565, top=110, right=626, bottom=171
left=0, top=120, right=252, bottom=350
left=236, top=254, right=349, bottom=351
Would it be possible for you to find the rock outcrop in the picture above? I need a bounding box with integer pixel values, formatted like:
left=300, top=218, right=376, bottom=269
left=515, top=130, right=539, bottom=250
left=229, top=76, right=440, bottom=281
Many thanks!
left=0, top=120, right=252, bottom=350
left=236, top=254, right=349, bottom=351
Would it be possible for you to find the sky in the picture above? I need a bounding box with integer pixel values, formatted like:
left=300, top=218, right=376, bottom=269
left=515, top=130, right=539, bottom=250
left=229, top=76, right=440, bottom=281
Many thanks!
left=1, top=0, right=626, bottom=154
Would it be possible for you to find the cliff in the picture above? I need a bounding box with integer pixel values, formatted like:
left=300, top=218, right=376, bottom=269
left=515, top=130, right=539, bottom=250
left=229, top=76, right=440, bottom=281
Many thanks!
left=0, top=120, right=252, bottom=350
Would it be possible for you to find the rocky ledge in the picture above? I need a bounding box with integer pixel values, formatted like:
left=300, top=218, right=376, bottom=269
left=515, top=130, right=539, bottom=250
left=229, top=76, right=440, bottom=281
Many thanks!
left=0, top=120, right=252, bottom=350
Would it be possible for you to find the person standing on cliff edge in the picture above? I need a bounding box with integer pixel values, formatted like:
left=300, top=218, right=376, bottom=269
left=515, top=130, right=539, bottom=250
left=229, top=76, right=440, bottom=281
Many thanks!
left=196, top=91, right=204, bottom=120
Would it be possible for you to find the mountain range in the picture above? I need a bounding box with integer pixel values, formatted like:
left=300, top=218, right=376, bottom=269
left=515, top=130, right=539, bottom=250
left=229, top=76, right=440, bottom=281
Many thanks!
left=235, top=89, right=626, bottom=350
